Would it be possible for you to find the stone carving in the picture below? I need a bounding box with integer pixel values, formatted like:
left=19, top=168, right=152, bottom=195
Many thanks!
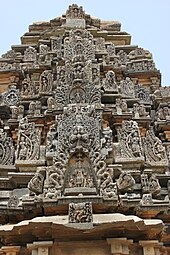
left=141, top=174, right=161, bottom=197
left=92, top=65, right=100, bottom=85
left=126, top=60, right=156, bottom=72
left=157, top=107, right=170, bottom=121
left=7, top=195, right=19, bottom=208
left=28, top=167, right=45, bottom=194
left=100, top=180, right=117, bottom=199
left=41, top=106, right=102, bottom=198
left=117, top=50, right=128, bottom=65
left=39, top=70, right=53, bottom=94
left=39, top=44, right=50, bottom=56
left=128, top=48, right=152, bottom=60
left=16, top=117, right=41, bottom=161
left=21, top=74, right=35, bottom=97
left=24, top=46, right=37, bottom=62
left=143, top=128, right=168, bottom=166
left=1, top=49, right=17, bottom=59
left=102, top=70, right=118, bottom=92
left=46, top=124, right=58, bottom=157
left=115, top=98, right=128, bottom=115
left=2, top=85, right=20, bottom=106
left=101, top=120, right=113, bottom=156
left=140, top=193, right=153, bottom=205
left=10, top=104, right=24, bottom=120
left=95, top=37, right=106, bottom=52
left=117, top=172, right=135, bottom=192
left=68, top=202, right=93, bottom=223
left=51, top=37, right=63, bottom=58
left=54, top=55, right=101, bottom=106
left=135, top=84, right=150, bottom=103
left=64, top=29, right=95, bottom=61
left=47, top=97, right=57, bottom=111
left=159, top=87, right=170, bottom=97
left=106, top=43, right=115, bottom=57
left=28, top=101, right=42, bottom=117
left=116, top=120, right=143, bottom=159
left=0, top=128, right=14, bottom=165
left=66, top=4, right=85, bottom=19
left=119, top=77, right=135, bottom=98
left=133, top=103, right=148, bottom=119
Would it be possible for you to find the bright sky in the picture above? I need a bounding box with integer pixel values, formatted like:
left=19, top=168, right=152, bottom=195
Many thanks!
left=0, top=0, right=169, bottom=85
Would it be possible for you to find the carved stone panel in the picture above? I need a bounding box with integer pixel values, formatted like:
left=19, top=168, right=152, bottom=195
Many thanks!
left=119, top=77, right=135, bottom=98
left=102, top=70, right=118, bottom=92
left=16, top=117, right=42, bottom=163
left=115, top=120, right=144, bottom=161
left=68, top=202, right=93, bottom=223
left=2, top=85, right=20, bottom=106
left=24, top=47, right=37, bottom=62
left=39, top=70, right=53, bottom=94
left=0, top=128, right=15, bottom=165
left=64, top=29, right=95, bottom=61
left=135, top=84, right=150, bottom=103
left=143, top=128, right=168, bottom=168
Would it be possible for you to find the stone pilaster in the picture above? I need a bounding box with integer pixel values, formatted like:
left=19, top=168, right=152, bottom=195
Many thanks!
left=139, top=240, right=163, bottom=255
left=107, top=238, right=133, bottom=255
left=27, top=241, right=53, bottom=255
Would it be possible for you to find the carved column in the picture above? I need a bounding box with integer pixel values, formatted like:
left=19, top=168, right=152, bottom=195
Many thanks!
left=139, top=240, right=163, bottom=255
left=107, top=238, right=133, bottom=255
left=0, top=246, right=20, bottom=255
left=27, top=241, right=53, bottom=255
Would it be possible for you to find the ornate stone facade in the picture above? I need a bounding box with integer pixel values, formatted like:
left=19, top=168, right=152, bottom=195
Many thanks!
left=0, top=4, right=169, bottom=255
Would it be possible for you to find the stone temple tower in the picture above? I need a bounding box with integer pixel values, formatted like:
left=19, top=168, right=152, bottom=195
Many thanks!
left=0, top=4, right=169, bottom=255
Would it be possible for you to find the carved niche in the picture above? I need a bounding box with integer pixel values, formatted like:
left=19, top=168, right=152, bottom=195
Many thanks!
left=143, top=127, right=168, bottom=168
left=132, top=103, right=148, bottom=119
left=134, top=84, right=150, bottom=103
left=102, top=70, right=118, bottom=92
left=16, top=117, right=43, bottom=164
left=115, top=98, right=128, bottom=115
left=119, top=77, right=135, bottom=98
left=39, top=70, right=53, bottom=94
left=0, top=128, right=15, bottom=166
left=21, top=74, right=38, bottom=98
left=115, top=120, right=144, bottom=162
left=29, top=106, right=116, bottom=200
left=156, top=106, right=170, bottom=121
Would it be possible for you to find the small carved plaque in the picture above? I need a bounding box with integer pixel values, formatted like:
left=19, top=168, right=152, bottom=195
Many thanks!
left=68, top=202, right=93, bottom=223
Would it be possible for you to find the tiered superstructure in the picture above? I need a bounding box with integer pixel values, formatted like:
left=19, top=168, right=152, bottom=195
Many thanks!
left=0, top=4, right=169, bottom=255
